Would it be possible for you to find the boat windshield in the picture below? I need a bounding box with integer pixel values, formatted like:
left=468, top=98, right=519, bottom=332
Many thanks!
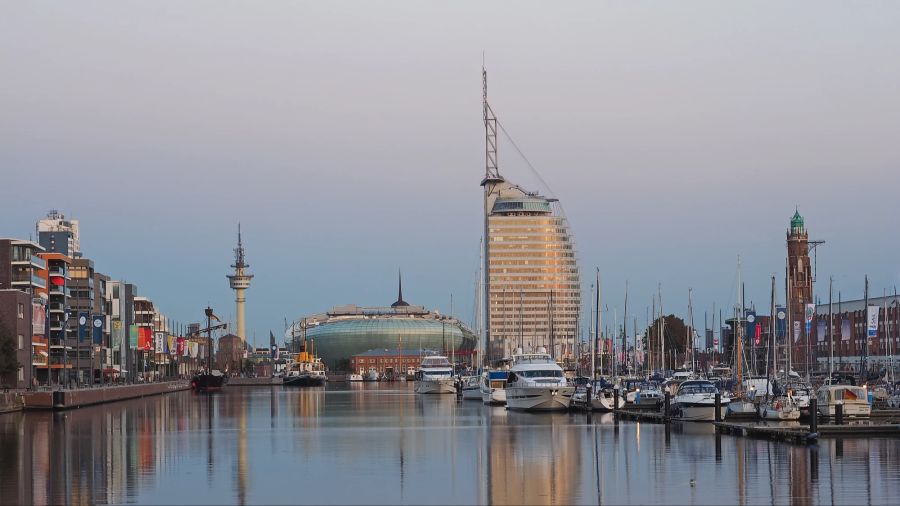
left=678, top=383, right=717, bottom=394
left=421, top=357, right=451, bottom=368
left=517, top=370, right=563, bottom=378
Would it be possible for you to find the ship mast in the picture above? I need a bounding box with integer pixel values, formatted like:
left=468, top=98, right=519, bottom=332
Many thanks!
left=481, top=66, right=503, bottom=365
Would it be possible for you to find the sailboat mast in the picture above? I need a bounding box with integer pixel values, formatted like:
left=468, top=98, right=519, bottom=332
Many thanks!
left=863, top=275, right=869, bottom=378
left=623, top=280, right=628, bottom=376
left=659, top=284, right=664, bottom=374
left=596, top=269, right=602, bottom=378
left=767, top=275, right=775, bottom=401
left=828, top=276, right=834, bottom=379
left=590, top=280, right=595, bottom=381
left=650, top=297, right=656, bottom=375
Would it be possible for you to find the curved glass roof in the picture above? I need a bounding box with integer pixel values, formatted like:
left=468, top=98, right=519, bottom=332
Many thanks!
left=492, top=198, right=551, bottom=214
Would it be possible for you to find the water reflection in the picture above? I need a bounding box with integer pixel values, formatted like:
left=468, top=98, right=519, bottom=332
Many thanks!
left=0, top=384, right=898, bottom=505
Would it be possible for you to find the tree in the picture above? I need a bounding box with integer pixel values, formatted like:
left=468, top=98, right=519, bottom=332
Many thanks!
left=644, top=314, right=689, bottom=369
left=0, top=317, right=20, bottom=384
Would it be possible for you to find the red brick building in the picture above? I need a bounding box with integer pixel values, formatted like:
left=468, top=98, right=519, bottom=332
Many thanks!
left=350, top=349, right=425, bottom=378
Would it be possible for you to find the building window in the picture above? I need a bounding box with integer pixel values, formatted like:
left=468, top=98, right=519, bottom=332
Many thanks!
left=18, top=335, right=24, bottom=350
left=17, top=303, right=24, bottom=319
left=18, top=367, right=24, bottom=381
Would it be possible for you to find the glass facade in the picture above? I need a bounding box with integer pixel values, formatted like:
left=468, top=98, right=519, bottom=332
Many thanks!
left=484, top=182, right=581, bottom=361
left=293, top=317, right=476, bottom=370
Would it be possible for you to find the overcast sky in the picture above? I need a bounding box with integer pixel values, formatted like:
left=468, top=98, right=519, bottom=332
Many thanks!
left=2, top=1, right=899, bottom=343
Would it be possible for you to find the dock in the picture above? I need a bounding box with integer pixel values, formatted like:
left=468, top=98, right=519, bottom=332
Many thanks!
left=22, top=381, right=190, bottom=410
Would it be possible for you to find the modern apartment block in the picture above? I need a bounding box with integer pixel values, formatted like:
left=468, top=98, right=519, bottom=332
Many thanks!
left=106, top=281, right=136, bottom=381
left=37, top=252, right=71, bottom=384
left=36, top=210, right=80, bottom=258
left=479, top=71, right=581, bottom=363
left=0, top=289, right=33, bottom=389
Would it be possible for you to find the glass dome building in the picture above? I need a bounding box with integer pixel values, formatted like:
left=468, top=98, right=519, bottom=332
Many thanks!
left=285, top=280, right=476, bottom=370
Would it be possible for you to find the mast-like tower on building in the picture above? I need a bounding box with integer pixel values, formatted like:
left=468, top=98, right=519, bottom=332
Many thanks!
left=227, top=224, right=253, bottom=342
left=480, top=68, right=581, bottom=363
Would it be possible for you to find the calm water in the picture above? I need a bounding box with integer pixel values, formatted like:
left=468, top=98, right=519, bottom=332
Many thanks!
left=1, top=383, right=898, bottom=505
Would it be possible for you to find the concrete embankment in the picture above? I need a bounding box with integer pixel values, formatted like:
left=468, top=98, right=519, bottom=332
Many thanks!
left=22, top=381, right=190, bottom=411
left=0, top=391, right=24, bottom=414
left=227, top=377, right=282, bottom=386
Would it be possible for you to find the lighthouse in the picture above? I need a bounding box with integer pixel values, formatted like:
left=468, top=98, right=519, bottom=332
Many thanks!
left=227, top=224, right=253, bottom=342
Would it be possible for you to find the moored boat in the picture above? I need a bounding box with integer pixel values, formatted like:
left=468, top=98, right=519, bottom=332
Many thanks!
left=480, top=370, right=508, bottom=405
left=461, top=375, right=482, bottom=400
left=191, top=370, right=227, bottom=392
left=414, top=355, right=456, bottom=394
left=671, top=380, right=729, bottom=421
left=816, top=384, right=871, bottom=419
left=505, top=348, right=574, bottom=411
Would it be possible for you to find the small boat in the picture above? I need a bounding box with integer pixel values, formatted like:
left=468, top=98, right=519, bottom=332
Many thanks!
left=815, top=384, right=872, bottom=419
left=414, top=355, right=456, bottom=394
left=460, top=375, right=482, bottom=400
left=670, top=380, right=729, bottom=421
left=364, top=367, right=380, bottom=382
left=348, top=373, right=364, bottom=382
left=759, top=395, right=801, bottom=421
left=480, top=370, right=508, bottom=405
left=282, top=352, right=327, bottom=387
left=505, top=348, right=574, bottom=411
left=626, top=380, right=663, bottom=408
left=191, top=369, right=227, bottom=392
left=405, top=367, right=417, bottom=381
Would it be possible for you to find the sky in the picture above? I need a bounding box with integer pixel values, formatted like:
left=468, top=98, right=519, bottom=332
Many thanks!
left=2, top=1, right=899, bottom=344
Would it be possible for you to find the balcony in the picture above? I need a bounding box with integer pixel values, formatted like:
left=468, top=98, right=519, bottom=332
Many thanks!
left=49, top=266, right=68, bottom=279
left=11, top=255, right=47, bottom=270
left=49, top=284, right=68, bottom=296
left=48, top=302, right=65, bottom=313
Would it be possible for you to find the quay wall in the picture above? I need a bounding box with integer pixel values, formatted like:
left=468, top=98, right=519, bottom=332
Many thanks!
left=22, top=381, right=190, bottom=410
left=0, top=391, right=24, bottom=414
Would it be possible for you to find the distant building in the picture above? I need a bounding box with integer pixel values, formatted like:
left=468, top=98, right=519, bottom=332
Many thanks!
left=286, top=278, right=476, bottom=371
left=36, top=210, right=80, bottom=258
left=350, top=348, right=427, bottom=378
left=814, top=294, right=900, bottom=376
left=216, top=334, right=246, bottom=373
left=37, top=252, right=71, bottom=385
left=480, top=70, right=580, bottom=363
left=786, top=209, right=814, bottom=367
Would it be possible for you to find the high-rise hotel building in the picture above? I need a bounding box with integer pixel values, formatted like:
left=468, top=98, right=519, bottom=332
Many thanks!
left=481, top=69, right=581, bottom=362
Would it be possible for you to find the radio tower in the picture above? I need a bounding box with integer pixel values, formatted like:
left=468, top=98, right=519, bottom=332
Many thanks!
left=227, top=224, right=253, bottom=342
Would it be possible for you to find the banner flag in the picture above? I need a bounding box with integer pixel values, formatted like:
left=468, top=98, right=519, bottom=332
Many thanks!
left=270, top=331, right=278, bottom=360
left=775, top=306, right=786, bottom=338
left=817, top=320, right=826, bottom=343
left=154, top=333, right=165, bottom=354
left=793, top=321, right=801, bottom=343
left=32, top=302, right=46, bottom=335
left=805, top=304, right=815, bottom=335
left=92, top=315, right=103, bottom=345
left=841, top=319, right=851, bottom=341
left=745, top=311, right=757, bottom=346
left=167, top=335, right=176, bottom=355
left=867, top=305, right=879, bottom=339
left=78, top=312, right=88, bottom=342
left=130, top=325, right=139, bottom=347
left=113, top=320, right=123, bottom=348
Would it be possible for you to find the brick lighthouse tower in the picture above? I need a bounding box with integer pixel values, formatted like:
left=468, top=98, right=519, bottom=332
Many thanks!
left=227, top=224, right=253, bottom=342
left=786, top=209, right=813, bottom=370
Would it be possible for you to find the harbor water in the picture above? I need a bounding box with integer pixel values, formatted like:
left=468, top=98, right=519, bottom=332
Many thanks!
left=1, top=383, right=898, bottom=505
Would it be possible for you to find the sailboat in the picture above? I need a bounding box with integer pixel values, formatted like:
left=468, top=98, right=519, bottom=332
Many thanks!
left=759, top=276, right=800, bottom=421
left=191, top=306, right=228, bottom=392
left=727, top=261, right=757, bottom=418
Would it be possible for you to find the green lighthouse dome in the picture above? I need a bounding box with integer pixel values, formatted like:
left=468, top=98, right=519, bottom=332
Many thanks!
left=790, top=209, right=804, bottom=233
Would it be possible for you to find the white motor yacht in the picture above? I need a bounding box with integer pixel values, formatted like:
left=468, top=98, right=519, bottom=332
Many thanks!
left=414, top=355, right=456, bottom=394
left=348, top=372, right=364, bottom=382
left=505, top=348, right=574, bottom=411
left=671, top=380, right=730, bottom=421
left=480, top=370, right=508, bottom=405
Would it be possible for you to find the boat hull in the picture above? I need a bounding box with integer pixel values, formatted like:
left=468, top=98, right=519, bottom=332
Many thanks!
left=591, top=392, right=625, bottom=412
left=673, top=402, right=727, bottom=422
left=506, top=386, right=574, bottom=411
left=415, top=378, right=456, bottom=394
left=481, top=387, right=507, bottom=405
left=283, top=375, right=326, bottom=387
left=191, top=373, right=226, bottom=392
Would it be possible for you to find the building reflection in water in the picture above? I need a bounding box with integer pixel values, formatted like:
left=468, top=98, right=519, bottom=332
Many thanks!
left=1, top=386, right=899, bottom=505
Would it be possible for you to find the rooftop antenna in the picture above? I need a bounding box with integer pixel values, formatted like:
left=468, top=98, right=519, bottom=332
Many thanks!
left=481, top=66, right=501, bottom=184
